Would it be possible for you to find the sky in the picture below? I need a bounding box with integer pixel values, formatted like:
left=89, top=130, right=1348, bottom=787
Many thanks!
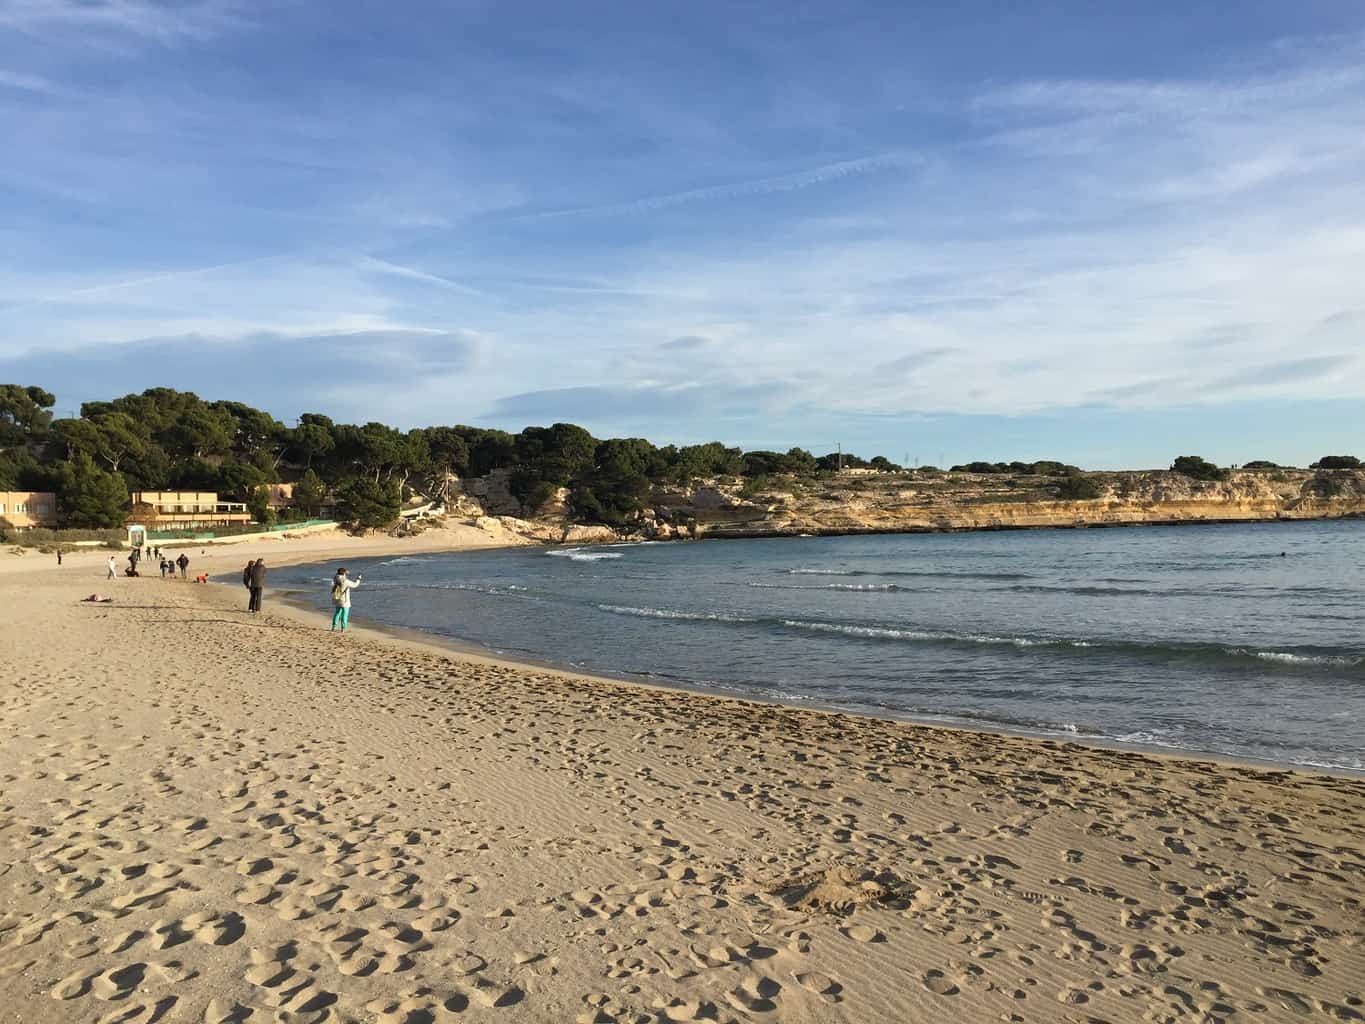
left=2, top=0, right=1363, bottom=469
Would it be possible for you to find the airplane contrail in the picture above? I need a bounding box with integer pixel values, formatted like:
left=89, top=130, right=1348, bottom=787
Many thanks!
left=0, top=250, right=300, bottom=314
left=512, top=152, right=916, bottom=223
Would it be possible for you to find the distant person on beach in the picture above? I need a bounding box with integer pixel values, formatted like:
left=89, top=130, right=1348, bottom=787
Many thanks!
left=177, top=553, right=189, bottom=578
left=160, top=558, right=169, bottom=578
left=106, top=555, right=116, bottom=579
left=248, top=559, right=266, bottom=614
left=330, top=568, right=362, bottom=632
left=56, top=549, right=62, bottom=565
left=242, top=559, right=254, bottom=596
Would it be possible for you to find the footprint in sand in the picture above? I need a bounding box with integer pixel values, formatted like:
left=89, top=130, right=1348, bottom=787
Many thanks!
left=50, top=968, right=93, bottom=1000
left=91, top=962, right=146, bottom=1000
left=922, top=969, right=959, bottom=996
left=724, top=974, right=781, bottom=1013
left=793, top=970, right=843, bottom=1002
left=840, top=923, right=884, bottom=943
left=203, top=997, right=252, bottom=1023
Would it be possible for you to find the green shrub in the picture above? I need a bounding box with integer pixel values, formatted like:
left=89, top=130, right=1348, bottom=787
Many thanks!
left=335, top=477, right=400, bottom=529
left=0, top=526, right=127, bottom=547
left=1310, top=455, right=1360, bottom=470
left=739, top=474, right=773, bottom=498
left=1170, top=456, right=1228, bottom=482
left=1055, top=475, right=1101, bottom=500
left=1306, top=474, right=1346, bottom=498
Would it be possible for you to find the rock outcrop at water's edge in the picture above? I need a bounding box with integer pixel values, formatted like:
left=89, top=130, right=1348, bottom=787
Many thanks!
left=665, top=469, right=1365, bottom=538
left=453, top=467, right=1365, bottom=542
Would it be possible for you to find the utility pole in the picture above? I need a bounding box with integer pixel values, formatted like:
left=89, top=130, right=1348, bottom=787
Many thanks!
left=837, top=443, right=843, bottom=473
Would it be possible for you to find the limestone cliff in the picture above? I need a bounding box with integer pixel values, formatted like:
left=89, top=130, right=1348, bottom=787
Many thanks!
left=447, top=468, right=1365, bottom=542
left=641, top=469, right=1365, bottom=538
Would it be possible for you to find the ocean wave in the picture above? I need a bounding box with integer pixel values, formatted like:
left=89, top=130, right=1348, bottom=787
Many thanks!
left=779, top=619, right=1076, bottom=648
left=748, top=582, right=900, bottom=592
left=1240, top=650, right=1363, bottom=667
left=548, top=547, right=623, bottom=562
left=598, top=604, right=757, bottom=623
left=1001, top=584, right=1161, bottom=597
left=777, top=620, right=1361, bottom=670
left=398, top=582, right=531, bottom=598
left=787, top=568, right=1032, bottom=581
left=376, top=555, right=425, bottom=567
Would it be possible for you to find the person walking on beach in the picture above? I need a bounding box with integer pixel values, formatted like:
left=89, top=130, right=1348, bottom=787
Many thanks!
left=106, top=555, right=116, bottom=580
left=248, top=558, right=266, bottom=614
left=56, top=549, right=62, bottom=566
left=330, top=567, right=362, bottom=632
left=160, top=557, right=169, bottom=579
left=176, top=552, right=189, bottom=578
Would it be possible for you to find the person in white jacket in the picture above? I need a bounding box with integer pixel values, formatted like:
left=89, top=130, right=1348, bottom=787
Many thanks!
left=329, top=568, right=362, bottom=632
left=106, top=555, right=116, bottom=579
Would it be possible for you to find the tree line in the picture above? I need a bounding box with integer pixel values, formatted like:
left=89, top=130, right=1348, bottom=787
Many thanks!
left=3, top=385, right=1357, bottom=531
left=0, top=385, right=910, bottom=529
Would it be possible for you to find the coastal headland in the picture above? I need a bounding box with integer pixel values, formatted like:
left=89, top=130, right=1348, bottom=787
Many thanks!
left=623, top=468, right=1365, bottom=540
left=1, top=543, right=1362, bottom=1023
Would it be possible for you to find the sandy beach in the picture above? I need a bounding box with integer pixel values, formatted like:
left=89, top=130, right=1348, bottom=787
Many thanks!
left=2, top=539, right=1363, bottom=1024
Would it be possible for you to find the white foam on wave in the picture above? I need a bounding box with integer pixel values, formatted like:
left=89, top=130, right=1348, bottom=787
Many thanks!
left=598, top=604, right=756, bottom=623
left=781, top=619, right=1064, bottom=647
left=748, top=582, right=898, bottom=592
left=1234, top=649, right=1362, bottom=667
left=547, top=547, right=624, bottom=562
left=377, top=555, right=424, bottom=566
left=787, top=568, right=850, bottom=576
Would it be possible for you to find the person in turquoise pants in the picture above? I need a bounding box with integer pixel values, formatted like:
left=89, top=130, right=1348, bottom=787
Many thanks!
left=330, top=568, right=362, bottom=631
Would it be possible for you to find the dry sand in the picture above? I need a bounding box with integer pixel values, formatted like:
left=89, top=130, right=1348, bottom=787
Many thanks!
left=2, top=543, right=1363, bottom=1024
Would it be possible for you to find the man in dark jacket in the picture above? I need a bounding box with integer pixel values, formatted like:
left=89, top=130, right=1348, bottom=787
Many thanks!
left=176, top=552, right=189, bottom=578
left=242, top=560, right=255, bottom=610
left=248, top=559, right=266, bottom=614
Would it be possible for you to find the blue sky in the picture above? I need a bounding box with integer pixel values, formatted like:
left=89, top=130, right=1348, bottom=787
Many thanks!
left=2, top=0, right=1363, bottom=468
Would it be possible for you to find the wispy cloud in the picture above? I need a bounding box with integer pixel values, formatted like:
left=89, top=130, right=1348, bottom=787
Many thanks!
left=659, top=335, right=710, bottom=351
left=0, top=68, right=56, bottom=92
left=1211, top=354, right=1355, bottom=391
left=0, top=327, right=479, bottom=422
left=0, top=0, right=248, bottom=47
left=514, top=153, right=917, bottom=221
left=0, top=252, right=301, bottom=314
left=355, top=256, right=488, bottom=299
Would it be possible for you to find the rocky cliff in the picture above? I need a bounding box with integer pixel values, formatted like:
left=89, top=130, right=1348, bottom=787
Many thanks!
left=447, top=468, right=1365, bottom=542
left=640, top=469, right=1365, bottom=539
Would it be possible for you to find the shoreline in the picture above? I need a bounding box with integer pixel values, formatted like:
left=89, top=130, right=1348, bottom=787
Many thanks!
left=6, top=499, right=1362, bottom=566
left=3, top=556, right=1363, bottom=1022
left=260, top=558, right=1364, bottom=782
left=694, top=508, right=1365, bottom=540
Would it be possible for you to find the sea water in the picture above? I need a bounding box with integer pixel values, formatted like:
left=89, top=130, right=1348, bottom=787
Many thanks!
left=273, top=521, right=1365, bottom=772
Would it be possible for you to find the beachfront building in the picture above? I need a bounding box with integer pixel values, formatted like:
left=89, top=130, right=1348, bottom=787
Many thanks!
left=128, top=491, right=251, bottom=530
left=0, top=491, right=58, bottom=530
left=264, top=482, right=294, bottom=509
